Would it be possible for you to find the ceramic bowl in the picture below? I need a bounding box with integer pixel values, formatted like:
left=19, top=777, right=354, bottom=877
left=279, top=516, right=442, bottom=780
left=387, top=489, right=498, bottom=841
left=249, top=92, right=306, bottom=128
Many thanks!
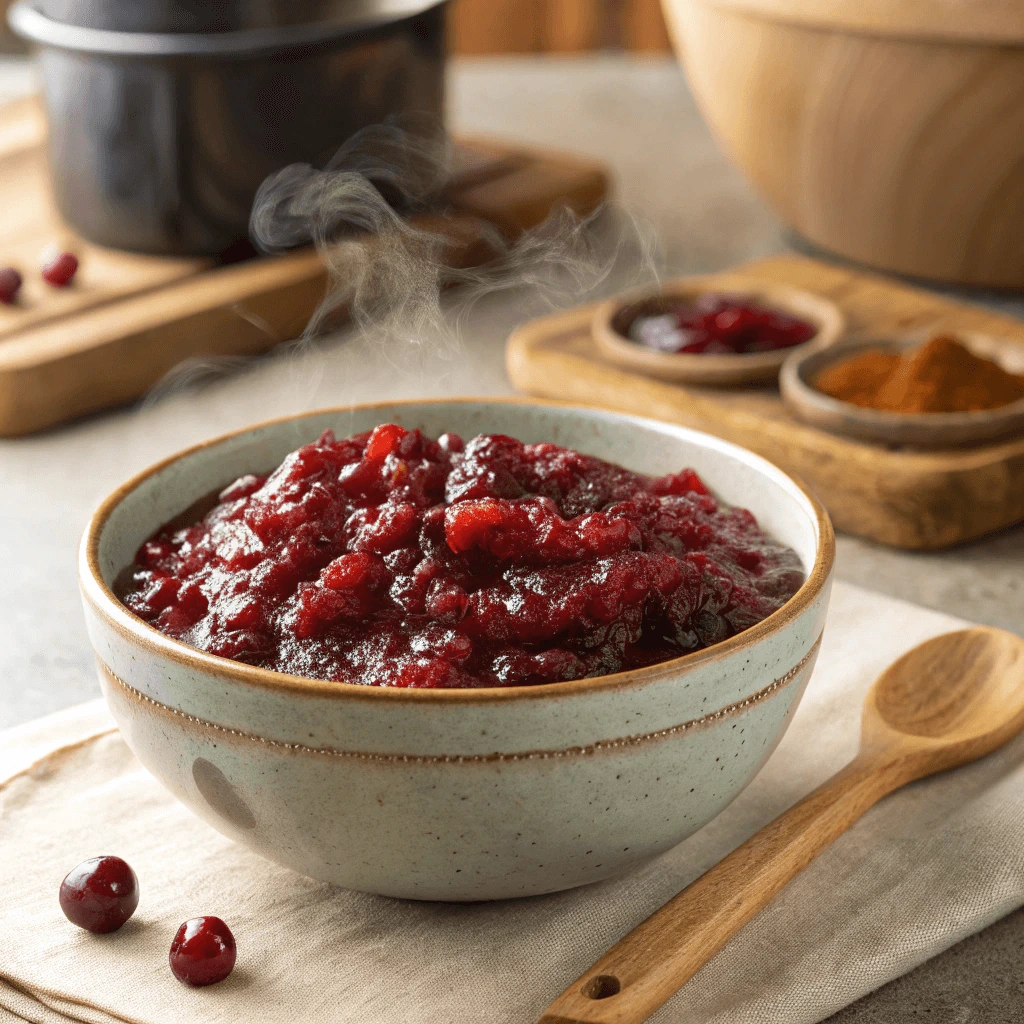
left=79, top=399, right=834, bottom=901
left=592, top=275, right=846, bottom=386
left=780, top=331, right=1024, bottom=449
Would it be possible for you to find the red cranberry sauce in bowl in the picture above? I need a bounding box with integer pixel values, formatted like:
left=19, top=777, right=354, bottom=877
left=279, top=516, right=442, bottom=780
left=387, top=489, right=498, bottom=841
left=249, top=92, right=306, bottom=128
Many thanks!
left=625, top=293, right=817, bottom=356
left=120, top=425, right=804, bottom=689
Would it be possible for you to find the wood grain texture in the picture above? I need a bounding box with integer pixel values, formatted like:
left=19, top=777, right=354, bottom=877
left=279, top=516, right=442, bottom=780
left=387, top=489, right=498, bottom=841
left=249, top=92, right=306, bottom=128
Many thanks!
left=539, top=627, right=1024, bottom=1024
left=506, top=254, right=1024, bottom=550
left=701, top=0, right=1024, bottom=43
left=663, top=0, right=1024, bottom=287
left=448, top=0, right=672, bottom=52
left=540, top=0, right=609, bottom=51
left=448, top=0, right=544, bottom=53
left=0, top=100, right=610, bottom=436
left=623, top=0, right=673, bottom=50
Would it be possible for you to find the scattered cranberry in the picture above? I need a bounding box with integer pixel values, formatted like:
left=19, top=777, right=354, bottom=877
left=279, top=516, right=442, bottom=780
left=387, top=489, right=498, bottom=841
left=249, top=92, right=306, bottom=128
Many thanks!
left=41, top=251, right=79, bottom=288
left=169, top=917, right=236, bottom=986
left=59, top=856, right=139, bottom=933
left=0, top=267, right=21, bottom=305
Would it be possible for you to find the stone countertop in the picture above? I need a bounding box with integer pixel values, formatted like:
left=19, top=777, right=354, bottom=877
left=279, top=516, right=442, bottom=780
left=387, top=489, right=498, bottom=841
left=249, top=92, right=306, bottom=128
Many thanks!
left=2, top=54, right=1022, bottom=1022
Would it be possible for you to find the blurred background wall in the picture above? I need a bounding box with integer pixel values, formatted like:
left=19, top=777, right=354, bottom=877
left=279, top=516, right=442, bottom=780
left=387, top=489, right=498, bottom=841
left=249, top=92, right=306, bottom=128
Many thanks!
left=0, top=0, right=19, bottom=53
left=0, top=0, right=673, bottom=54
left=449, top=0, right=670, bottom=52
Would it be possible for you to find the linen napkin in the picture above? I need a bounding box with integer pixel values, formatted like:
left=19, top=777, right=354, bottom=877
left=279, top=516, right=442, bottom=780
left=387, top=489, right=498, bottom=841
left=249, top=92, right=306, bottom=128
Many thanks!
left=3, top=581, right=1024, bottom=1024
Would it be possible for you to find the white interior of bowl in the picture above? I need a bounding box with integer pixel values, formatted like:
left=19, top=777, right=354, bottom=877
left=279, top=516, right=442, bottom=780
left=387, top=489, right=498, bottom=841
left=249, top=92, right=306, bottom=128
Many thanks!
left=96, top=401, right=822, bottom=592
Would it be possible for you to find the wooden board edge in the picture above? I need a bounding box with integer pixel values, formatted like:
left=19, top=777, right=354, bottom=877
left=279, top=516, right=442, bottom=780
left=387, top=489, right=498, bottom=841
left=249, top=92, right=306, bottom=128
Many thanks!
left=0, top=212, right=499, bottom=436
left=733, top=254, right=1024, bottom=338
left=0, top=256, right=327, bottom=436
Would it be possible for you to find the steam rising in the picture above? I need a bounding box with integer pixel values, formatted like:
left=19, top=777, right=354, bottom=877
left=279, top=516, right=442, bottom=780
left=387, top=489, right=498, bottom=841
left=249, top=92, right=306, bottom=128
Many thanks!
left=145, top=119, right=659, bottom=405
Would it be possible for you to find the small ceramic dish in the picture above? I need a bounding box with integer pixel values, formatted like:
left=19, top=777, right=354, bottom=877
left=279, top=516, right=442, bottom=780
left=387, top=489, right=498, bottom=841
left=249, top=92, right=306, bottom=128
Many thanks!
left=591, top=275, right=847, bottom=386
left=780, top=330, right=1024, bottom=449
left=79, top=399, right=834, bottom=902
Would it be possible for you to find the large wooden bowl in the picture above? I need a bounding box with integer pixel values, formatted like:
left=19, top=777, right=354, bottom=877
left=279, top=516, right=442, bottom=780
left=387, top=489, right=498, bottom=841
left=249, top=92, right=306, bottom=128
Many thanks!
left=661, top=0, right=1024, bottom=288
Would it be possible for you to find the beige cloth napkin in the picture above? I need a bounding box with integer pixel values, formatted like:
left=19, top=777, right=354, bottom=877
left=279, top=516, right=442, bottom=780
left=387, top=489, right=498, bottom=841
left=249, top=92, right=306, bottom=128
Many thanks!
left=3, top=580, right=1024, bottom=1024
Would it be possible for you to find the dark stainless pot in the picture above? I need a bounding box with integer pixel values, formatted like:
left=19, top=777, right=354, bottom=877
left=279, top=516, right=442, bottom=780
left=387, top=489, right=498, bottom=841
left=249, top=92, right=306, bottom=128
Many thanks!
left=8, top=0, right=446, bottom=255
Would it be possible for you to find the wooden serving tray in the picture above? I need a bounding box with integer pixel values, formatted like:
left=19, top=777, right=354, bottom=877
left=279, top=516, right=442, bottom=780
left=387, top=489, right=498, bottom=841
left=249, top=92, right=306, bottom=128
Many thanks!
left=507, top=254, right=1024, bottom=550
left=0, top=96, right=609, bottom=436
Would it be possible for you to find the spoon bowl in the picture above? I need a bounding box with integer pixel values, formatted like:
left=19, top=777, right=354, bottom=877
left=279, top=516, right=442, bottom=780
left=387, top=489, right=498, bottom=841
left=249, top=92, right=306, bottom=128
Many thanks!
left=864, top=628, right=1024, bottom=765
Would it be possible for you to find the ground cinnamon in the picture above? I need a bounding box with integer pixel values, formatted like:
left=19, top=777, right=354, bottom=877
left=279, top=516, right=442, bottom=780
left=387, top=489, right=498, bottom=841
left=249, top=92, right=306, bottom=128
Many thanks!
left=814, top=336, right=1024, bottom=414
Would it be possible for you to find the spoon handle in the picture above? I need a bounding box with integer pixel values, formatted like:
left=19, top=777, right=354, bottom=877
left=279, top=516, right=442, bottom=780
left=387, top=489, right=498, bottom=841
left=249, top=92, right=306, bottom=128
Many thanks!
left=538, top=757, right=907, bottom=1024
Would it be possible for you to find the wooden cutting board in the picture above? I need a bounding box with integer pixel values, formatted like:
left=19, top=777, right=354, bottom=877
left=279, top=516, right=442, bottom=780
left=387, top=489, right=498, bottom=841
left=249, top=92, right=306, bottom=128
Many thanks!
left=0, top=96, right=609, bottom=436
left=507, top=254, right=1024, bottom=551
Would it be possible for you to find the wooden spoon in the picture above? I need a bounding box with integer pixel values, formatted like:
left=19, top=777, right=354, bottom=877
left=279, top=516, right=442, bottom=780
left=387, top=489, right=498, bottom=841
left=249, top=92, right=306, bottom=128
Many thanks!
left=539, top=627, right=1024, bottom=1024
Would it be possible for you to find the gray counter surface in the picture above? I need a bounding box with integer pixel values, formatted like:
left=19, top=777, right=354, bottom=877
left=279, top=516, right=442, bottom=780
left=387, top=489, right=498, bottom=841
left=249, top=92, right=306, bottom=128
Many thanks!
left=2, top=54, right=1021, bottom=1022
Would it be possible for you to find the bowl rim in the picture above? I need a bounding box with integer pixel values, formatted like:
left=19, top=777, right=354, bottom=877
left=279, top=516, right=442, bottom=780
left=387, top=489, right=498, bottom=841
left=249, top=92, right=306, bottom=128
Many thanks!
left=80, top=396, right=835, bottom=705
left=783, top=331, right=1024, bottom=424
left=687, top=0, right=1024, bottom=47
left=779, top=330, right=1024, bottom=447
left=591, top=274, right=847, bottom=383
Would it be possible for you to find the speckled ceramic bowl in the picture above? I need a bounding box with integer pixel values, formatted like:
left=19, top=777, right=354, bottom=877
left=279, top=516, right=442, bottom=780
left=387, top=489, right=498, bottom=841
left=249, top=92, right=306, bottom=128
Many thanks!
left=79, top=399, right=834, bottom=901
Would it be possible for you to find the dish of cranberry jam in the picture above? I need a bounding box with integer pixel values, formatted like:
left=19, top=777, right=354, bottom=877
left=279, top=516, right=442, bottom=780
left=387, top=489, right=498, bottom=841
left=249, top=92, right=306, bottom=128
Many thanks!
left=628, top=293, right=817, bottom=356
left=121, top=426, right=804, bottom=688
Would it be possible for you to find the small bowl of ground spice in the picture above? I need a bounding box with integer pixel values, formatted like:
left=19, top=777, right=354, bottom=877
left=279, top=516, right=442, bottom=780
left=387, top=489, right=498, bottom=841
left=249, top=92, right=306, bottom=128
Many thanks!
left=780, top=332, right=1024, bottom=448
left=592, top=275, right=846, bottom=386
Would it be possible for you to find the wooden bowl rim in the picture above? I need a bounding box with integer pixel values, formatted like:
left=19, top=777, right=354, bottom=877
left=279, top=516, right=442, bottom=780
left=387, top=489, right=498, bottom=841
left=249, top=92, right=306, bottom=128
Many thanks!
left=779, top=330, right=1024, bottom=448
left=591, top=274, right=847, bottom=386
left=695, top=0, right=1024, bottom=46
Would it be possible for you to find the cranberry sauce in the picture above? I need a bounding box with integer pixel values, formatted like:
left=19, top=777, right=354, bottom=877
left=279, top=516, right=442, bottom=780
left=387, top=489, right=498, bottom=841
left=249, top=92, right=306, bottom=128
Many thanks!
left=121, top=427, right=804, bottom=688
left=628, top=293, right=816, bottom=356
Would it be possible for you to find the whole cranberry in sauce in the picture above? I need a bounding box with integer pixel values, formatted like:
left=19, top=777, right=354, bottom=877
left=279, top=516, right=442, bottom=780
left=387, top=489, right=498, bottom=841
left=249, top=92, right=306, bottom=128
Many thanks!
left=0, top=267, right=22, bottom=305
left=59, top=856, right=139, bottom=933
left=41, top=251, right=79, bottom=288
left=169, top=917, right=237, bottom=986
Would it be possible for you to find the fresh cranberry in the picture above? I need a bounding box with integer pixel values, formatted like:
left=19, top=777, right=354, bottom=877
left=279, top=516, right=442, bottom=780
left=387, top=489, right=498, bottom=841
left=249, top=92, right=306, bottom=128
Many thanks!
left=169, top=917, right=237, bottom=986
left=59, top=856, right=139, bottom=933
left=41, top=251, right=79, bottom=287
left=0, top=267, right=21, bottom=305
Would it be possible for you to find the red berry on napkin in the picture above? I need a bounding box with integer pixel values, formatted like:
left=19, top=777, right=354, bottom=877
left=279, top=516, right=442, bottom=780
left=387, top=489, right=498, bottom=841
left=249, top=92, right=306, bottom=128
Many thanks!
left=59, top=856, right=139, bottom=933
left=0, top=267, right=21, bottom=305
left=41, top=251, right=78, bottom=287
left=169, top=917, right=237, bottom=986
